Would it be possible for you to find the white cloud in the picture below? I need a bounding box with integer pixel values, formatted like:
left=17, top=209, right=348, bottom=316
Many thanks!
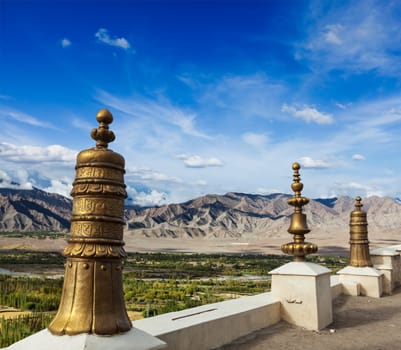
left=242, top=132, right=268, bottom=148
left=95, top=28, right=131, bottom=50
left=352, top=154, right=365, bottom=161
left=0, top=169, right=33, bottom=190
left=0, top=170, right=28, bottom=189
left=61, top=38, right=71, bottom=48
left=126, top=186, right=167, bottom=207
left=176, top=154, right=223, bottom=168
left=0, top=143, right=77, bottom=163
left=281, top=104, right=333, bottom=124
left=329, top=181, right=383, bottom=198
left=44, top=179, right=72, bottom=197
left=299, top=156, right=332, bottom=169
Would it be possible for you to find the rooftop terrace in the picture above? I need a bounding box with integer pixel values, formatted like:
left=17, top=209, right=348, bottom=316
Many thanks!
left=220, top=288, right=401, bottom=350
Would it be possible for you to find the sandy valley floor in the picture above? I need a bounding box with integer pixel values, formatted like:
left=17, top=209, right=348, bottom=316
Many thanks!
left=0, top=226, right=399, bottom=256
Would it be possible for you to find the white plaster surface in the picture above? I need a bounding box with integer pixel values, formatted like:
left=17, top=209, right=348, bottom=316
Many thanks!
left=371, top=247, right=399, bottom=256
left=372, top=253, right=401, bottom=294
left=330, top=275, right=343, bottom=300
left=1, top=328, right=166, bottom=350
left=338, top=266, right=382, bottom=277
left=270, top=261, right=331, bottom=276
left=134, top=292, right=281, bottom=350
left=337, top=266, right=383, bottom=298
left=270, top=262, right=333, bottom=331
left=341, top=280, right=360, bottom=296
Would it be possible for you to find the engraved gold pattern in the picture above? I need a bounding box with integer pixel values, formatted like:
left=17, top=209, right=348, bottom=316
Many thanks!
left=76, top=166, right=123, bottom=181
left=73, top=197, right=124, bottom=217
left=70, top=221, right=123, bottom=239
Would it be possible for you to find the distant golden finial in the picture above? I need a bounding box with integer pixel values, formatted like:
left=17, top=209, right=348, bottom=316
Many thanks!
left=349, top=196, right=372, bottom=267
left=90, top=108, right=116, bottom=148
left=281, top=162, right=318, bottom=261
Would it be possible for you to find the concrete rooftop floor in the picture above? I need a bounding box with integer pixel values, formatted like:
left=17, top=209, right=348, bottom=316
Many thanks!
left=218, top=288, right=401, bottom=350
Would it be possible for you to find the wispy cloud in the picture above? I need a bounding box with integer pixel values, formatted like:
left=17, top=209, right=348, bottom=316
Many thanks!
left=199, top=74, right=286, bottom=120
left=126, top=166, right=182, bottom=183
left=324, top=24, right=343, bottom=45
left=60, top=38, right=71, bottom=48
left=298, top=0, right=401, bottom=75
left=335, top=102, right=351, bottom=110
left=176, top=154, right=223, bottom=168
left=299, top=156, right=332, bottom=169
left=95, top=28, right=132, bottom=51
left=281, top=104, right=333, bottom=124
left=71, top=117, right=93, bottom=131
left=241, top=132, right=268, bottom=148
left=95, top=89, right=211, bottom=139
left=0, top=107, right=56, bottom=129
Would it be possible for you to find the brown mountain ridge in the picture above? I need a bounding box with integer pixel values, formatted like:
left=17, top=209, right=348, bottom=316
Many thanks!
left=1, top=189, right=401, bottom=242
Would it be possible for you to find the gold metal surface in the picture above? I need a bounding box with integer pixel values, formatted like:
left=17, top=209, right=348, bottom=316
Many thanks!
left=48, top=109, right=132, bottom=336
left=348, top=196, right=372, bottom=267
left=281, top=162, right=318, bottom=261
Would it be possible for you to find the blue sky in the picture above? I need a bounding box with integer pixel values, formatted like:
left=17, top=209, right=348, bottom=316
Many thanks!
left=2, top=0, right=401, bottom=205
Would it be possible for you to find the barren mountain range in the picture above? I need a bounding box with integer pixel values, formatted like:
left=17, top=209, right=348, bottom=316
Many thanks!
left=0, top=188, right=71, bottom=232
left=1, top=189, right=401, bottom=243
left=125, top=192, right=401, bottom=240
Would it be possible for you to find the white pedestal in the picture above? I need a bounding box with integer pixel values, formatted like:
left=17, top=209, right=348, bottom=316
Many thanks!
left=270, top=262, right=332, bottom=331
left=337, top=266, right=383, bottom=298
left=371, top=247, right=401, bottom=294
left=1, top=327, right=166, bottom=350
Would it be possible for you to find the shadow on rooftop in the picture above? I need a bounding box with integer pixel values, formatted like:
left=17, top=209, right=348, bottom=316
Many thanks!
left=332, top=288, right=401, bottom=329
left=217, top=288, right=401, bottom=350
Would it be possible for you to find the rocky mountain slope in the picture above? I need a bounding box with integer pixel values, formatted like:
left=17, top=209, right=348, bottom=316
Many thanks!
left=1, top=189, right=401, bottom=239
left=125, top=192, right=401, bottom=239
left=0, top=188, right=72, bottom=232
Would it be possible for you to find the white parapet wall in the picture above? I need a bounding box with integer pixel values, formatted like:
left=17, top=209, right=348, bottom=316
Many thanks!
left=337, top=266, right=383, bottom=298
left=371, top=245, right=401, bottom=294
left=133, top=275, right=347, bottom=350
left=134, top=292, right=281, bottom=350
